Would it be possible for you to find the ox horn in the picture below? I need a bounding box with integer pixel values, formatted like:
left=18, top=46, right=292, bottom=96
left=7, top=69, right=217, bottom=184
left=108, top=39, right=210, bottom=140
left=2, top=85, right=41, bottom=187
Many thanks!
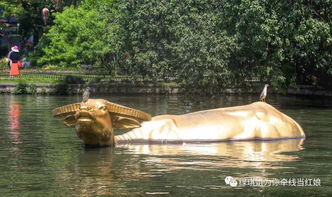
left=105, top=101, right=152, bottom=121
left=52, top=103, right=81, bottom=117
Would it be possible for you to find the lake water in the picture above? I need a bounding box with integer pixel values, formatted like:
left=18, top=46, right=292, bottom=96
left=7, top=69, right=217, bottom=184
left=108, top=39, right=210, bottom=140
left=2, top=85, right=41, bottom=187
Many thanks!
left=0, top=94, right=331, bottom=196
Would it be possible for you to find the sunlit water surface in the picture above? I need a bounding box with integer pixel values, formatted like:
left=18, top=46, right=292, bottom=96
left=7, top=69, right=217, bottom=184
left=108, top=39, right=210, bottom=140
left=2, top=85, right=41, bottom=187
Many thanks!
left=0, top=94, right=331, bottom=196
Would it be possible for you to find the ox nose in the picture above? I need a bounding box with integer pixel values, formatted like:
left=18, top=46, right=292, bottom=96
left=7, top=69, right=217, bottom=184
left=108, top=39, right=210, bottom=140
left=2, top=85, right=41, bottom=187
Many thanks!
left=77, top=105, right=95, bottom=120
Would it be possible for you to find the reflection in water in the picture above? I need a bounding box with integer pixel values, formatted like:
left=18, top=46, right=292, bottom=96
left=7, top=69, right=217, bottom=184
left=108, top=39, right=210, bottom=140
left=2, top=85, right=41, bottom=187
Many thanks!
left=9, top=102, right=21, bottom=130
left=8, top=101, right=22, bottom=146
left=122, top=139, right=304, bottom=169
left=57, top=148, right=146, bottom=196
left=61, top=139, right=304, bottom=196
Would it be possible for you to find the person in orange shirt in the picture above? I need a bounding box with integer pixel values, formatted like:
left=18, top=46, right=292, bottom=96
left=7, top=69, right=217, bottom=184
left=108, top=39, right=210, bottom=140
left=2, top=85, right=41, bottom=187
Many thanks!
left=8, top=45, right=21, bottom=77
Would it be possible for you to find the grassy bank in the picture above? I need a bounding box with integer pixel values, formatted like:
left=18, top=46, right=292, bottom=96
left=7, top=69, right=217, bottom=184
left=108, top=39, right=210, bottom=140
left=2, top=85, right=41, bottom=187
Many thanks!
left=0, top=69, right=176, bottom=84
left=0, top=69, right=113, bottom=84
left=0, top=69, right=179, bottom=95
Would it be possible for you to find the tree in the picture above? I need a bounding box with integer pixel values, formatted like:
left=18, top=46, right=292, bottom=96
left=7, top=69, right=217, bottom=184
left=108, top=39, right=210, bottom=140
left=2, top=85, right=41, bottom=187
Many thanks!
left=221, top=0, right=332, bottom=89
left=0, top=0, right=82, bottom=47
left=38, top=0, right=120, bottom=70
left=32, top=0, right=332, bottom=92
left=117, top=0, right=237, bottom=93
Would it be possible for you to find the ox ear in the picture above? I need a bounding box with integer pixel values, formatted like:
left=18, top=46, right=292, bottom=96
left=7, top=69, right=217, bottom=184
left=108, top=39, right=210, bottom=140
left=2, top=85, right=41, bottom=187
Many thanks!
left=62, top=115, right=77, bottom=127
left=113, top=116, right=141, bottom=129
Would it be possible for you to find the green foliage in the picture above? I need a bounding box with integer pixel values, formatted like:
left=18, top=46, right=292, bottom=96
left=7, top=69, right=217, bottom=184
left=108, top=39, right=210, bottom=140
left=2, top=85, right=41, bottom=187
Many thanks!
left=222, top=0, right=332, bottom=88
left=115, top=0, right=331, bottom=92
left=0, top=0, right=81, bottom=39
left=27, top=36, right=50, bottom=67
left=13, top=82, right=28, bottom=94
left=63, top=75, right=84, bottom=84
left=38, top=0, right=120, bottom=72
left=13, top=0, right=331, bottom=92
left=0, top=58, right=9, bottom=70
left=40, top=87, right=48, bottom=94
left=117, top=0, right=239, bottom=93
left=26, top=84, right=37, bottom=94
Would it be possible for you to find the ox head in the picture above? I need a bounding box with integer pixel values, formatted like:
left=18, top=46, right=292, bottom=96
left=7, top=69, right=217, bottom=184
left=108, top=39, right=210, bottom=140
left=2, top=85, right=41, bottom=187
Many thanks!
left=53, top=99, right=151, bottom=146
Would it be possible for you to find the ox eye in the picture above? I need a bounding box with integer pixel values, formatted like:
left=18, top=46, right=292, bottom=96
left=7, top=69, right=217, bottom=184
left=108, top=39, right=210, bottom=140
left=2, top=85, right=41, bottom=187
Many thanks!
left=98, top=105, right=106, bottom=110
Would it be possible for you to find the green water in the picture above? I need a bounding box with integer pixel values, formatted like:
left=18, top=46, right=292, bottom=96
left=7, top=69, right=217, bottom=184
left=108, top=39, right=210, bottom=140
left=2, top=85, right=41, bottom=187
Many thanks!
left=0, top=94, right=331, bottom=196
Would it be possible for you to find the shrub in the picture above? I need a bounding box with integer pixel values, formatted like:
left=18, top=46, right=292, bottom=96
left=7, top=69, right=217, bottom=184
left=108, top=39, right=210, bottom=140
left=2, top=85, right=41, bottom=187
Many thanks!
left=0, top=58, right=9, bottom=70
left=13, top=83, right=28, bottom=94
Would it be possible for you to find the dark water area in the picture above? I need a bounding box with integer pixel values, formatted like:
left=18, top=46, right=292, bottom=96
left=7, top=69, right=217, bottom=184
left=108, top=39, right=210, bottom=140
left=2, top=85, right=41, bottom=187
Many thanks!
left=0, top=94, right=331, bottom=196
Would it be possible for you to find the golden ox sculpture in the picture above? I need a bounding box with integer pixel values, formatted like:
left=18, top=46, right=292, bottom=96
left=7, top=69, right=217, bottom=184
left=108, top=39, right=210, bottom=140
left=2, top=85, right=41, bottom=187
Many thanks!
left=53, top=99, right=305, bottom=146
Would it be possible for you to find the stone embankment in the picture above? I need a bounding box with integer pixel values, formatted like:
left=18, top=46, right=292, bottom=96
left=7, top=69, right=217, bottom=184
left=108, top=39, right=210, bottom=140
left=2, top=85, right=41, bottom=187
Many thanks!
left=0, top=83, right=331, bottom=96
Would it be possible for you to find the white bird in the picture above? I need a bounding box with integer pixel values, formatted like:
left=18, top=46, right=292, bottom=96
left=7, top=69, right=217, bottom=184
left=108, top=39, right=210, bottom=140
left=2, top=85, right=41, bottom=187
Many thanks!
left=82, top=87, right=91, bottom=103
left=259, top=84, right=269, bottom=102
